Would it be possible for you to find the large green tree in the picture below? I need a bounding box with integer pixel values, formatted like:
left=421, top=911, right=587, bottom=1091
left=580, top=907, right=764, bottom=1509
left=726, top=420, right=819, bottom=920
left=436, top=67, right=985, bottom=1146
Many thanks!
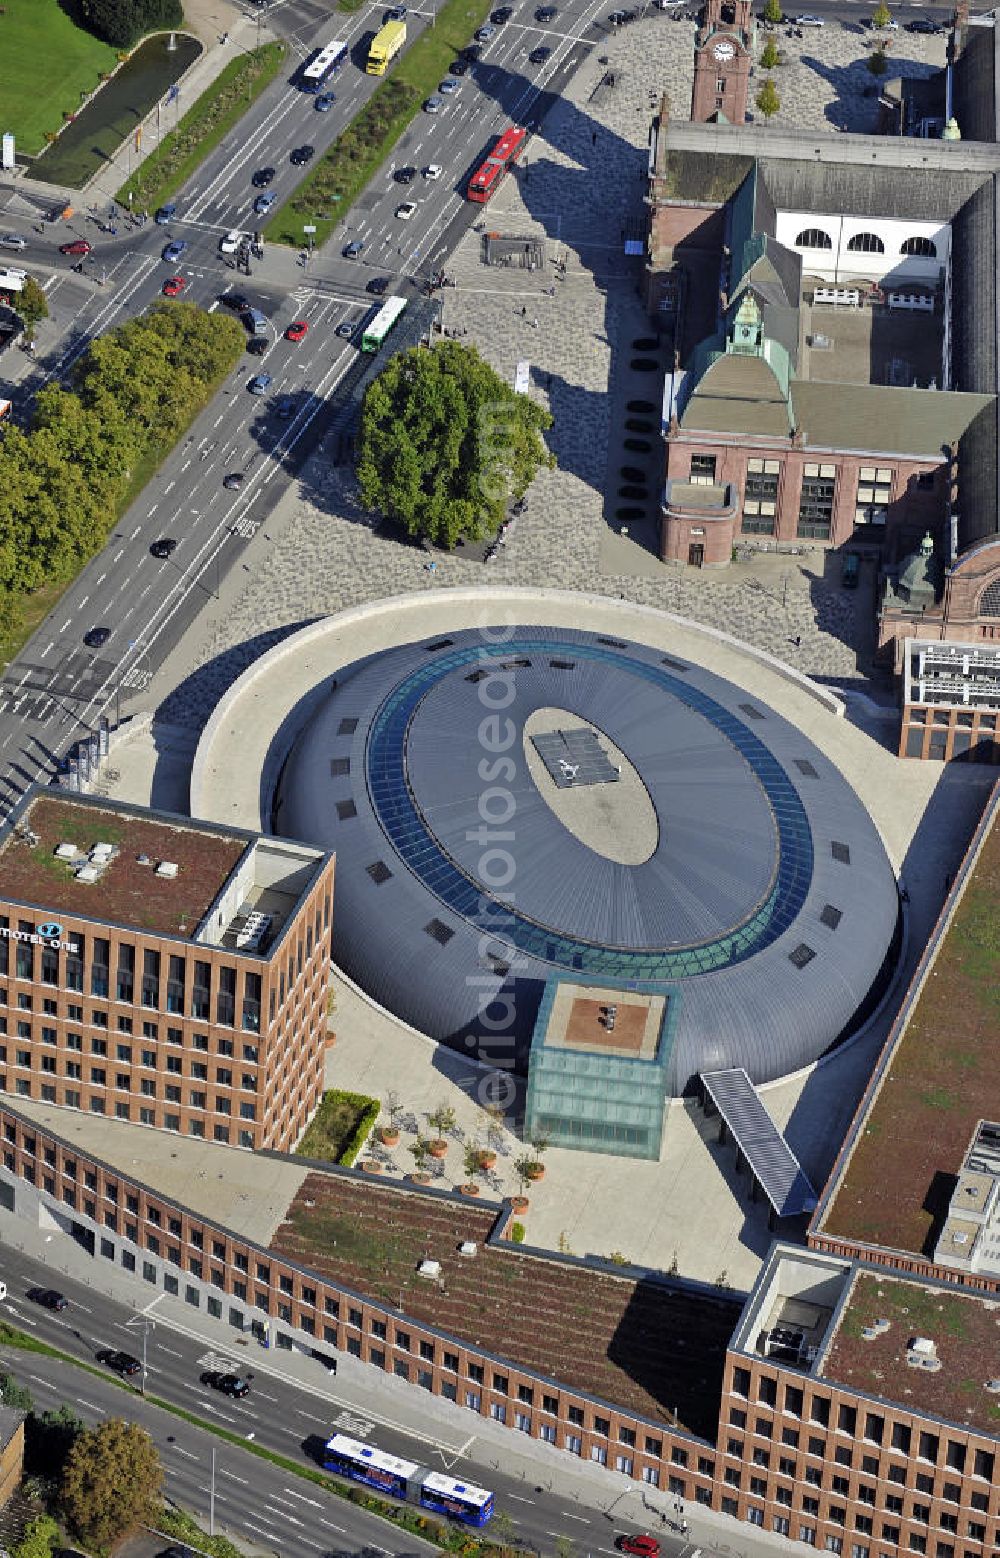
left=356, top=340, right=553, bottom=547
left=77, top=0, right=183, bottom=47
left=60, top=1419, right=162, bottom=1550
left=17, top=278, right=48, bottom=340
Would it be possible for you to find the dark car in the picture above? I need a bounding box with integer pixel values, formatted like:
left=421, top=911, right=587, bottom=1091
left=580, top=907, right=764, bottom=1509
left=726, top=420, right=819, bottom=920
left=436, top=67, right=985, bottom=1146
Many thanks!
left=221, top=291, right=250, bottom=311
left=28, top=1288, right=68, bottom=1311
left=367, top=276, right=389, bottom=295
left=246, top=336, right=268, bottom=355
left=492, top=5, right=513, bottom=18
left=253, top=192, right=277, bottom=215
left=536, top=5, right=557, bottom=18
left=290, top=144, right=315, bottom=166
left=906, top=17, right=938, bottom=30
left=59, top=239, right=92, bottom=257
left=200, top=1370, right=250, bottom=1398
left=343, top=239, right=366, bottom=258
left=161, top=239, right=188, bottom=263
left=315, top=92, right=335, bottom=111
left=394, top=165, right=417, bottom=184
left=150, top=538, right=177, bottom=559
left=274, top=396, right=296, bottom=419
left=155, top=203, right=177, bottom=225
left=462, top=43, right=482, bottom=59
left=223, top=473, right=245, bottom=490
left=449, top=57, right=469, bottom=74
left=252, top=167, right=275, bottom=188
left=529, top=44, right=551, bottom=60
left=336, top=320, right=355, bottom=337
left=83, top=627, right=110, bottom=649
left=97, top=1348, right=141, bottom=1377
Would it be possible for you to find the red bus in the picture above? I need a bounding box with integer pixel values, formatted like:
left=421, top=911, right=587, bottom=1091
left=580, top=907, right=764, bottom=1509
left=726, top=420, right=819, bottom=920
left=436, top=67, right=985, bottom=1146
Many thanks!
left=466, top=126, right=528, bottom=203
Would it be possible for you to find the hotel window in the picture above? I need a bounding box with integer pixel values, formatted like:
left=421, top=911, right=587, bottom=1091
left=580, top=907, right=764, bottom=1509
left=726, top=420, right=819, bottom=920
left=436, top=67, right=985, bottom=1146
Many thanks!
left=116, top=944, right=134, bottom=1003
left=167, top=955, right=186, bottom=1015
left=242, top=973, right=261, bottom=1034
left=798, top=464, right=836, bottom=540
left=855, top=467, right=892, bottom=527
left=65, top=939, right=84, bottom=993
left=690, top=454, right=717, bottom=486
left=743, top=459, right=780, bottom=534
left=216, top=966, right=236, bottom=1027
left=192, top=961, right=211, bottom=1021
left=16, top=923, right=35, bottom=981
left=142, top=950, right=160, bottom=1009
left=41, top=946, right=59, bottom=986
left=90, top=938, right=109, bottom=997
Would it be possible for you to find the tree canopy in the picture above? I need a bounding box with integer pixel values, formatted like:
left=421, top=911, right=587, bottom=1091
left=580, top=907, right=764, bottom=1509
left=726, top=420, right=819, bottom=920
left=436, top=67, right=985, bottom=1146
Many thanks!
left=755, top=77, right=781, bottom=120
left=10, top=1515, right=59, bottom=1558
left=17, top=278, right=49, bottom=339
left=60, top=1418, right=162, bottom=1550
left=356, top=340, right=553, bottom=548
left=75, top=0, right=183, bottom=47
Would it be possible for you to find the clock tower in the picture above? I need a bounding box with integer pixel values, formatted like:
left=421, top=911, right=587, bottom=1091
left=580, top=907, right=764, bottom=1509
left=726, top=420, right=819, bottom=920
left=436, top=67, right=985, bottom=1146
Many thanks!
left=690, top=0, right=754, bottom=124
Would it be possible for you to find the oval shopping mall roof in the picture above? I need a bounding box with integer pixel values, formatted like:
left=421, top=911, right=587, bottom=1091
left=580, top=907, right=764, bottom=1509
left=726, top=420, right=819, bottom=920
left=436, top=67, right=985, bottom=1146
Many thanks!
left=276, top=626, right=899, bottom=1090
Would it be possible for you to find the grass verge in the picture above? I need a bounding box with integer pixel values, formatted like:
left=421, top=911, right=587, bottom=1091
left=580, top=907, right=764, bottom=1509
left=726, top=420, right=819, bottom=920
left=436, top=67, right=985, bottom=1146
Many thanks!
left=0, top=1321, right=67, bottom=1358
left=116, top=41, right=287, bottom=213
left=295, top=1089, right=379, bottom=1166
left=265, top=0, right=491, bottom=247
left=153, top=1508, right=244, bottom=1558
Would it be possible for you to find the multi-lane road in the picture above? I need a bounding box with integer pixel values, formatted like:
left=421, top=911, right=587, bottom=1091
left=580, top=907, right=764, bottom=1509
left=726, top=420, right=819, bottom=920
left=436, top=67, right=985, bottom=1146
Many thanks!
left=0, top=1238, right=687, bottom=1558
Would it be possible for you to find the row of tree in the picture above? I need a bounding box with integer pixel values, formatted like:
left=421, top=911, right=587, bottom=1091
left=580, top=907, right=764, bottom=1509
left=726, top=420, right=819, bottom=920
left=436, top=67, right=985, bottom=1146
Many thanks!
left=0, top=302, right=243, bottom=648
left=68, top=0, right=184, bottom=48
left=356, top=339, right=554, bottom=548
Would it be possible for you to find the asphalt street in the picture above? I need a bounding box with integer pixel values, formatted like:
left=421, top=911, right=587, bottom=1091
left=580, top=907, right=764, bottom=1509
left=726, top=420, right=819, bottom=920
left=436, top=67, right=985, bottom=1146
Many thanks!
left=0, top=1238, right=692, bottom=1558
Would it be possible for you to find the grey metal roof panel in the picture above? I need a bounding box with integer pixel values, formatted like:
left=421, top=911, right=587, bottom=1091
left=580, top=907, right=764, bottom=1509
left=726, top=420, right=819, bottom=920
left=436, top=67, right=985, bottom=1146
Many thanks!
left=791, top=383, right=992, bottom=456
left=702, top=1067, right=817, bottom=1217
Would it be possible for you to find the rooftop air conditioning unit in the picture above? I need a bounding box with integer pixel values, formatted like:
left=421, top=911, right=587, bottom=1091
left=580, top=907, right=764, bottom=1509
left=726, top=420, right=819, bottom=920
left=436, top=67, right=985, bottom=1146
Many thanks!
left=156, top=861, right=179, bottom=878
left=909, top=1336, right=936, bottom=1355
left=91, top=842, right=114, bottom=859
left=75, top=865, right=100, bottom=884
left=417, top=1259, right=442, bottom=1279
left=459, top=1242, right=478, bottom=1258
left=54, top=843, right=79, bottom=859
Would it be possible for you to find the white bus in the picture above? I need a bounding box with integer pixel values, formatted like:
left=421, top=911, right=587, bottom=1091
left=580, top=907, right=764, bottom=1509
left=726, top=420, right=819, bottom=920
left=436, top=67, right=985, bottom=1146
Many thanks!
left=0, top=267, right=27, bottom=295
left=300, top=40, right=348, bottom=92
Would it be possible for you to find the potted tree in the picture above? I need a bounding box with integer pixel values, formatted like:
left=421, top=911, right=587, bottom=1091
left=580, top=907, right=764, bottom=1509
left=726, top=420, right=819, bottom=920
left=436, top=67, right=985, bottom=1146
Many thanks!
left=460, top=1143, right=483, bottom=1196
left=408, top=1137, right=432, bottom=1185
left=427, top=1103, right=456, bottom=1159
left=378, top=1091, right=403, bottom=1147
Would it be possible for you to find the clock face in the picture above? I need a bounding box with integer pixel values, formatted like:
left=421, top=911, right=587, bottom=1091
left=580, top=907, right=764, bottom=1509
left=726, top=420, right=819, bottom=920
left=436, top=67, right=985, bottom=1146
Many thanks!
left=713, top=37, right=736, bottom=59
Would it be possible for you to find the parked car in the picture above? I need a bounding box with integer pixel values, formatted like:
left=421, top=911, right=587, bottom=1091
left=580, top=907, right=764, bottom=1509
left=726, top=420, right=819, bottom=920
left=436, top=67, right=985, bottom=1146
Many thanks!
left=439, top=77, right=461, bottom=93
left=423, top=164, right=443, bottom=180
left=223, top=473, right=245, bottom=490
left=27, top=1288, right=68, bottom=1311
left=449, top=57, right=469, bottom=73
left=475, top=22, right=496, bottom=37
left=395, top=201, right=418, bottom=220
left=343, top=239, right=366, bottom=258
left=462, top=43, right=482, bottom=59
left=618, top=1539, right=660, bottom=1558
left=83, top=627, right=110, bottom=648
left=154, top=203, right=177, bottom=224
left=793, top=12, right=825, bottom=23
left=842, top=550, right=861, bottom=589
left=200, top=1371, right=250, bottom=1398
left=248, top=372, right=272, bottom=395
left=315, top=92, right=335, bottom=111
left=162, top=275, right=186, bottom=296
left=161, top=239, right=188, bottom=262
left=529, top=44, right=552, bottom=60
left=150, top=538, right=177, bottom=558
left=97, top=1348, right=141, bottom=1377
left=60, top=239, right=92, bottom=256
left=394, top=165, right=417, bottom=183
left=290, top=144, right=315, bottom=165
left=252, top=167, right=275, bottom=187
left=253, top=192, right=277, bottom=215
left=285, top=320, right=309, bottom=342
left=491, top=6, right=513, bottom=19
left=336, top=320, right=355, bottom=337
left=423, top=94, right=445, bottom=112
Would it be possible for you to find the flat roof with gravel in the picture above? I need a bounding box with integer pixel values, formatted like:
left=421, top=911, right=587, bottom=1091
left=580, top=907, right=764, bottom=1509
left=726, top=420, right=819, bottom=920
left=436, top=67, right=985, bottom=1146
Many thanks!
left=271, top=1170, right=742, bottom=1439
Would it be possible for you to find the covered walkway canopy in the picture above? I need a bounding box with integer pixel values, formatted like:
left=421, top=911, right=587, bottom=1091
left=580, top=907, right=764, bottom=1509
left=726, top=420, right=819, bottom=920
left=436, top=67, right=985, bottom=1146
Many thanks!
left=701, top=1067, right=817, bottom=1220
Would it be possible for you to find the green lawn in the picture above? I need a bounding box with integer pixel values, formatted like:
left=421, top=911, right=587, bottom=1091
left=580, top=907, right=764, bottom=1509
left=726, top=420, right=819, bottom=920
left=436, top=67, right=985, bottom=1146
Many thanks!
left=0, top=0, right=116, bottom=157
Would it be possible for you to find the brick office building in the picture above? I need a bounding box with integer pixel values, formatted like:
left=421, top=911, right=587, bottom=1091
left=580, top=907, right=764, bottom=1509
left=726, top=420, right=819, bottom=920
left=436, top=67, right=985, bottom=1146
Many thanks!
left=0, top=790, right=334, bottom=1152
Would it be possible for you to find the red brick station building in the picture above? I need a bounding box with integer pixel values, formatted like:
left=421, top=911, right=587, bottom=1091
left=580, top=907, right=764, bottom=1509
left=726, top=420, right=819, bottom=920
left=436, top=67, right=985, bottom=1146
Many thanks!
left=646, top=12, right=1000, bottom=686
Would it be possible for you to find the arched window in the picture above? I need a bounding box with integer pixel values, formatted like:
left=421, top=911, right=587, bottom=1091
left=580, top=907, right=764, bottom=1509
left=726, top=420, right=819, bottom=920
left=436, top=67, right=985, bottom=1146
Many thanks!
left=900, top=235, right=937, bottom=258
left=979, top=580, right=1000, bottom=618
left=795, top=228, right=832, bottom=249
left=846, top=232, right=885, bottom=254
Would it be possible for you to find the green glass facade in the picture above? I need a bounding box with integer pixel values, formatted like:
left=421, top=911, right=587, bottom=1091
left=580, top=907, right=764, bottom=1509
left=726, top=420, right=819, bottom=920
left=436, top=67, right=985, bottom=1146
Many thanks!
left=523, top=978, right=678, bottom=1161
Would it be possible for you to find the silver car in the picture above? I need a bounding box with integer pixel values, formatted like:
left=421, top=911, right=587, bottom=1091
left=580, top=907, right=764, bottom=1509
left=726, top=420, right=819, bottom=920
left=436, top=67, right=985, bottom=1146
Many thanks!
left=423, top=94, right=445, bottom=112
left=0, top=233, right=27, bottom=251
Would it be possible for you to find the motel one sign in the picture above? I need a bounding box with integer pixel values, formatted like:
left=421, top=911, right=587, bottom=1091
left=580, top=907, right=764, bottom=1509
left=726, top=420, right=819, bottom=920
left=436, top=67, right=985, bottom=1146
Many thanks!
left=0, top=922, right=80, bottom=954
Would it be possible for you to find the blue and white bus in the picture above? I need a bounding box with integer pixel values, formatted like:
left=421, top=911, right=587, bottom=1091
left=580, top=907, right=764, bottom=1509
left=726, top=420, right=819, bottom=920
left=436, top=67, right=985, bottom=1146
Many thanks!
left=322, top=1435, right=494, bottom=1526
left=299, top=39, right=348, bottom=91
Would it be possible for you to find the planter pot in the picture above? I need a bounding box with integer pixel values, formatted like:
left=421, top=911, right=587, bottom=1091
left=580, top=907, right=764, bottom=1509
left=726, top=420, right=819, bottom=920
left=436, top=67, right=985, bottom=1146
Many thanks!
left=525, top=1163, right=545, bottom=1182
left=409, top=1172, right=432, bottom=1186
left=510, top=1196, right=530, bottom=1214
left=460, top=1182, right=481, bottom=1196
left=378, top=1127, right=400, bottom=1147
left=478, top=1151, right=497, bottom=1170
left=361, top=1159, right=383, bottom=1174
left=428, top=1138, right=448, bottom=1159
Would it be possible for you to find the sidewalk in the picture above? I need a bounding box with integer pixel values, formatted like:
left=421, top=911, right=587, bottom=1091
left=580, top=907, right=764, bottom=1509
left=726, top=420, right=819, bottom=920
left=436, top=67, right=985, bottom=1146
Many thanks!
left=0, top=1206, right=797, bottom=1558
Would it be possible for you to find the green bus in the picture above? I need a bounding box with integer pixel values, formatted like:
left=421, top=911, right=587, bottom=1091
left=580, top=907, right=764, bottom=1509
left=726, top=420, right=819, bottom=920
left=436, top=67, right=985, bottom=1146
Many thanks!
left=361, top=295, right=408, bottom=353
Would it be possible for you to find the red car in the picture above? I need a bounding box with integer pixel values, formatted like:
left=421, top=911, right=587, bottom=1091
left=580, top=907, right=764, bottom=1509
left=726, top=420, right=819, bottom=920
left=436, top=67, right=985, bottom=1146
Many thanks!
left=285, top=320, right=309, bottom=342
left=619, top=1539, right=660, bottom=1558
left=59, top=239, right=91, bottom=256
left=162, top=275, right=187, bottom=297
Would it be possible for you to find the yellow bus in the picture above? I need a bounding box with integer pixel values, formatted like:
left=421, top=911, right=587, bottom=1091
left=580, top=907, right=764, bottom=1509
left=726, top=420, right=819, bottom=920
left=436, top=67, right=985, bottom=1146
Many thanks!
left=367, top=18, right=406, bottom=73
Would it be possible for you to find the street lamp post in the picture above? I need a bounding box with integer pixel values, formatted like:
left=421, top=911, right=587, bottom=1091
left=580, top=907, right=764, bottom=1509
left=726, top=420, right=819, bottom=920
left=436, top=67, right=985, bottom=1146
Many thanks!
left=210, top=1446, right=216, bottom=1535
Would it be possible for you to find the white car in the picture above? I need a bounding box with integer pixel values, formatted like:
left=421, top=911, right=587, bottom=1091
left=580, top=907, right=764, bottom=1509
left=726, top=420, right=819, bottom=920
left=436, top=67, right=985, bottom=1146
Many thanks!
left=794, top=12, right=825, bottom=23
left=395, top=201, right=418, bottom=220
left=423, top=164, right=443, bottom=180
left=219, top=229, right=245, bottom=255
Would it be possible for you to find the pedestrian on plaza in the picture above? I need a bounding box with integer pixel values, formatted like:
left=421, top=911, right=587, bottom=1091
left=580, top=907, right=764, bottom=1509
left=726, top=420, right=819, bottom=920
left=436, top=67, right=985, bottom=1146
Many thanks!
left=532, top=317, right=539, bottom=328
left=522, top=305, right=527, bottom=316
